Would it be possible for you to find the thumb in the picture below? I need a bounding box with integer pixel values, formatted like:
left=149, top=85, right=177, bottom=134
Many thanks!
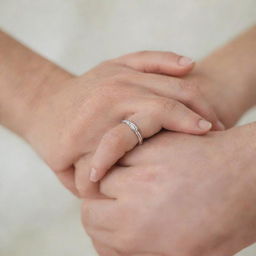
left=74, top=154, right=103, bottom=199
left=114, top=50, right=194, bottom=76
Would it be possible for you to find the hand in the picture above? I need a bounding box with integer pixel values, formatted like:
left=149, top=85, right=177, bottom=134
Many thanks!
left=82, top=124, right=256, bottom=256
left=25, top=51, right=222, bottom=197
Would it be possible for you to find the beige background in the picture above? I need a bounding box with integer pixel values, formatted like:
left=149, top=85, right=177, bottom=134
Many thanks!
left=0, top=0, right=256, bottom=255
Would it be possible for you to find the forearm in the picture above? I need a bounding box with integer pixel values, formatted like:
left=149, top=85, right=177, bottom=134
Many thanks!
left=194, top=25, right=256, bottom=127
left=0, top=30, right=73, bottom=137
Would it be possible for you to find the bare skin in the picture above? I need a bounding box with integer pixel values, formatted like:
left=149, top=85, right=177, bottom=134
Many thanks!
left=81, top=26, right=256, bottom=256
left=83, top=125, right=256, bottom=256
left=0, top=31, right=223, bottom=197
left=0, top=24, right=255, bottom=256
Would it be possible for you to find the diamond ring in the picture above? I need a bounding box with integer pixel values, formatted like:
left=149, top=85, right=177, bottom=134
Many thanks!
left=122, top=120, right=143, bottom=145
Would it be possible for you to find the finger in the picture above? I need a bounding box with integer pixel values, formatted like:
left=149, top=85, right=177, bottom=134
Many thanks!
left=145, top=97, right=213, bottom=134
left=55, top=167, right=80, bottom=197
left=92, top=240, right=121, bottom=256
left=128, top=73, right=224, bottom=131
left=99, top=165, right=154, bottom=199
left=74, top=154, right=103, bottom=199
left=82, top=198, right=119, bottom=230
left=90, top=124, right=137, bottom=182
left=114, top=50, right=195, bottom=76
left=90, top=99, right=212, bottom=182
left=82, top=199, right=122, bottom=251
left=93, top=239, right=161, bottom=256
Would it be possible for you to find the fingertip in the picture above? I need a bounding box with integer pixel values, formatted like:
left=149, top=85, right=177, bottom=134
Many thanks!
left=174, top=57, right=195, bottom=76
left=198, top=119, right=212, bottom=131
left=90, top=167, right=101, bottom=182
left=210, top=120, right=226, bottom=131
left=216, top=120, right=226, bottom=131
left=178, top=56, right=194, bottom=67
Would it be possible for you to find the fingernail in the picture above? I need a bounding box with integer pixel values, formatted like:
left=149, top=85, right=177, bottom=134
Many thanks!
left=90, top=168, right=99, bottom=182
left=198, top=119, right=212, bottom=130
left=217, top=120, right=225, bottom=130
left=178, top=56, right=194, bottom=66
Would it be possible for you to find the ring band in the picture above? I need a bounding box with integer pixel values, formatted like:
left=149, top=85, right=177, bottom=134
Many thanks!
left=122, top=120, right=143, bottom=145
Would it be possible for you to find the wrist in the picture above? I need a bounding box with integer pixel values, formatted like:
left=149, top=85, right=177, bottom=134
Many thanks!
left=220, top=122, right=256, bottom=254
left=0, top=62, right=73, bottom=139
left=190, top=62, right=255, bottom=128
left=24, top=66, right=74, bottom=140
left=238, top=122, right=256, bottom=158
left=190, top=27, right=256, bottom=128
left=220, top=122, right=256, bottom=177
left=0, top=31, right=75, bottom=139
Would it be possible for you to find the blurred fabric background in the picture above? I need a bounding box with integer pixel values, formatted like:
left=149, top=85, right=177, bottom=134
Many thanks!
left=0, top=0, right=255, bottom=255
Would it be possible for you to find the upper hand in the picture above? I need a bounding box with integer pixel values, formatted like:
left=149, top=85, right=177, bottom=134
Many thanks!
left=26, top=51, right=222, bottom=197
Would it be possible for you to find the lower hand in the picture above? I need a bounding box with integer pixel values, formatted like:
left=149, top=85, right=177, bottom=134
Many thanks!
left=82, top=124, right=256, bottom=256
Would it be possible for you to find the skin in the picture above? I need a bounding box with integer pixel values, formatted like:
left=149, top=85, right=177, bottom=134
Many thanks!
left=83, top=126, right=256, bottom=256
left=0, top=31, right=223, bottom=198
left=81, top=26, right=256, bottom=256
left=0, top=23, right=255, bottom=256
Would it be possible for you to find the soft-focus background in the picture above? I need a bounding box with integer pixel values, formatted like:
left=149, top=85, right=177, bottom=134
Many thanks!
left=0, top=0, right=255, bottom=255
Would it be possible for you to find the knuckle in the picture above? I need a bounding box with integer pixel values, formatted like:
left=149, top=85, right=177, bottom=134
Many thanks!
left=113, top=73, right=129, bottom=83
left=98, top=75, right=137, bottom=98
left=99, top=59, right=113, bottom=67
left=95, top=81, right=123, bottom=101
left=160, top=98, right=180, bottom=113
left=94, top=73, right=143, bottom=101
left=102, top=129, right=123, bottom=147
left=135, top=50, right=151, bottom=57
left=137, top=170, right=158, bottom=184
left=146, top=101, right=160, bottom=116
left=182, top=81, right=202, bottom=102
left=102, top=78, right=120, bottom=90
left=148, top=98, right=179, bottom=116
left=109, top=210, right=142, bottom=253
left=116, top=232, right=139, bottom=253
left=115, top=212, right=154, bottom=253
left=81, top=203, right=91, bottom=226
left=118, top=50, right=151, bottom=63
left=150, top=63, right=162, bottom=73
left=112, top=72, right=137, bottom=84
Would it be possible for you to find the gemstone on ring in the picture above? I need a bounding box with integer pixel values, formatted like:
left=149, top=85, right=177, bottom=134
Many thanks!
left=122, top=120, right=143, bottom=145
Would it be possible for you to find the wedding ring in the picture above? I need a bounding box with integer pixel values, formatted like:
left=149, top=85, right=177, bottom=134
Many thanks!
left=122, top=120, right=143, bottom=145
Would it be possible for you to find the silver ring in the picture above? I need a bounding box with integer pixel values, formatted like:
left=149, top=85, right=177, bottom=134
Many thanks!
left=122, top=120, right=143, bottom=145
